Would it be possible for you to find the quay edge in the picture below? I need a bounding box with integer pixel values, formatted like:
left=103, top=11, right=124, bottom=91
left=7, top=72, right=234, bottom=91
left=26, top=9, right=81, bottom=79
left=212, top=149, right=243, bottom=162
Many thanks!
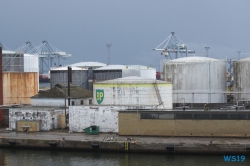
left=0, top=137, right=250, bottom=154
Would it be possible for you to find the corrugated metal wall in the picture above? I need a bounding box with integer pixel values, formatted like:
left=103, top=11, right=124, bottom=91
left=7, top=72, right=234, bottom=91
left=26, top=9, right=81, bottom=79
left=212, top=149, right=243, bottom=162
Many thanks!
left=50, top=70, right=89, bottom=89
left=93, top=70, right=122, bottom=82
left=3, top=72, right=38, bottom=104
left=2, top=53, right=24, bottom=72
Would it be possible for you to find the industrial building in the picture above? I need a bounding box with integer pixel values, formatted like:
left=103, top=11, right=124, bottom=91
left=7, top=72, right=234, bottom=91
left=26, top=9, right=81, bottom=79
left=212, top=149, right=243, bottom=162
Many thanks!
left=1, top=49, right=39, bottom=105
left=31, top=84, right=93, bottom=107
left=9, top=107, right=65, bottom=131
left=162, top=56, right=227, bottom=106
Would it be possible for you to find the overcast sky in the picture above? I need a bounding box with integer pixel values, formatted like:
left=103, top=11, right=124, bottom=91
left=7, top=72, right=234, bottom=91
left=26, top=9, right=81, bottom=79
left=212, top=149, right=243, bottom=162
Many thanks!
left=1, top=0, right=249, bottom=71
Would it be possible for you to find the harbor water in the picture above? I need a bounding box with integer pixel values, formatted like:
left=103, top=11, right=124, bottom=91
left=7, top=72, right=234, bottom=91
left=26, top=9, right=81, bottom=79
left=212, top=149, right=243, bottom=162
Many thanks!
left=0, top=148, right=249, bottom=166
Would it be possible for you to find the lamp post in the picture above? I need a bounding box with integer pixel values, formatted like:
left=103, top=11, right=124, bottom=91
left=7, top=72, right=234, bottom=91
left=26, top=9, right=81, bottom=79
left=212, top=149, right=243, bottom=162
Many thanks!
left=181, top=98, right=185, bottom=111
left=106, top=43, right=112, bottom=65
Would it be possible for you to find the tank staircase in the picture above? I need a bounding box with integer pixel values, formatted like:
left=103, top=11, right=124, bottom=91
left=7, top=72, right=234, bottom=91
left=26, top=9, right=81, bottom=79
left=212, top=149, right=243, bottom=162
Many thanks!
left=153, top=82, right=164, bottom=107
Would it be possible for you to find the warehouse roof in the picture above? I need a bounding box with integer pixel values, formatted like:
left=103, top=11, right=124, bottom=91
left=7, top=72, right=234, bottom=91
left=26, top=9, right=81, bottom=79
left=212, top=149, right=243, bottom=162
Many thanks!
left=31, top=84, right=93, bottom=99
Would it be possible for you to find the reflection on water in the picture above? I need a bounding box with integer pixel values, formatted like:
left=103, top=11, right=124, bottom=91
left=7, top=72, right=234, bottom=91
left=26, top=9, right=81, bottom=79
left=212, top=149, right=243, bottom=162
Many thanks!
left=0, top=148, right=249, bottom=166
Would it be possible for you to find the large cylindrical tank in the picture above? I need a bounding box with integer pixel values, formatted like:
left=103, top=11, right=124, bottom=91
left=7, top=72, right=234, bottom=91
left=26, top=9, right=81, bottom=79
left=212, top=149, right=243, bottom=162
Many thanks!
left=233, top=58, right=250, bottom=101
left=93, top=76, right=172, bottom=109
left=163, top=57, right=227, bottom=103
left=50, top=66, right=89, bottom=89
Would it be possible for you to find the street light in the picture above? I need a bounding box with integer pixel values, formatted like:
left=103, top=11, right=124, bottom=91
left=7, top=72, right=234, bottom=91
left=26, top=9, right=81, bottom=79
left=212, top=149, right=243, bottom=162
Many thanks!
left=205, top=47, right=210, bottom=57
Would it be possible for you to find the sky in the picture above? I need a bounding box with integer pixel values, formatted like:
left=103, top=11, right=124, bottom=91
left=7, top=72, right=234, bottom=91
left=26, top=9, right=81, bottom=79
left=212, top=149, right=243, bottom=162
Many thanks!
left=1, top=0, right=250, bottom=71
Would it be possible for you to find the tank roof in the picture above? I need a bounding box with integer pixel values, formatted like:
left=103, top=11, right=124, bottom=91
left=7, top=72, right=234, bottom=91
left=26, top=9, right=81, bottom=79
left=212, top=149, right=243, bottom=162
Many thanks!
left=70, top=61, right=106, bottom=67
left=95, top=76, right=169, bottom=84
left=94, top=65, right=127, bottom=70
left=2, top=50, right=17, bottom=54
left=50, top=66, right=87, bottom=71
left=24, top=53, right=37, bottom=57
left=238, top=57, right=250, bottom=61
left=167, top=56, right=221, bottom=63
left=94, top=65, right=155, bottom=70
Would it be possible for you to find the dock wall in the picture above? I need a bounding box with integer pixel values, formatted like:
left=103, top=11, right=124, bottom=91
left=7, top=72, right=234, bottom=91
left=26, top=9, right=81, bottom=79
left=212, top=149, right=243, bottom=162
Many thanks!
left=0, top=137, right=250, bottom=154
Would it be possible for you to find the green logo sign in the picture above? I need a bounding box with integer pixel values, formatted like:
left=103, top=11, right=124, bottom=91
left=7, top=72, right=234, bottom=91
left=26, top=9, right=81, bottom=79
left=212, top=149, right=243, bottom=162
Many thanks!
left=96, top=89, right=104, bottom=104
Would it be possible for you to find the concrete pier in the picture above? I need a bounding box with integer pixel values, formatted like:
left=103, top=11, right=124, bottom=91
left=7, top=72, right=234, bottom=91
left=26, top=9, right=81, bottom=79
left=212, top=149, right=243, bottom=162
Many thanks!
left=0, top=129, right=250, bottom=154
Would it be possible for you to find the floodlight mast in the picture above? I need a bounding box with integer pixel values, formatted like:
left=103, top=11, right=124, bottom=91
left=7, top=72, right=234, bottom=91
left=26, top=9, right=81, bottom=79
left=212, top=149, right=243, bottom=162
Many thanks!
left=106, top=43, right=112, bottom=65
left=153, top=32, right=195, bottom=59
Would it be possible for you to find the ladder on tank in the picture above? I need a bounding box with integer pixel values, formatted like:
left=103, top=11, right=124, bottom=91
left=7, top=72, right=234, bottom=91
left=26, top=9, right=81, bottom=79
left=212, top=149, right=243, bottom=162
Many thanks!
left=153, top=82, right=164, bottom=107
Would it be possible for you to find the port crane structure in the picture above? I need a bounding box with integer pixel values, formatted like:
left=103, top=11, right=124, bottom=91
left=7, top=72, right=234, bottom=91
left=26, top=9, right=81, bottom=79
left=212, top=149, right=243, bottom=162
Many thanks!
left=1, top=41, right=71, bottom=74
left=26, top=41, right=71, bottom=74
left=153, top=32, right=195, bottom=59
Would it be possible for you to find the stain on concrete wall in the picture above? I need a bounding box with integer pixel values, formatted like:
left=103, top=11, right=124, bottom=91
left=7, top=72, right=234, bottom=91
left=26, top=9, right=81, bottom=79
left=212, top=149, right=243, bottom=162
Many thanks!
left=9, top=108, right=64, bottom=131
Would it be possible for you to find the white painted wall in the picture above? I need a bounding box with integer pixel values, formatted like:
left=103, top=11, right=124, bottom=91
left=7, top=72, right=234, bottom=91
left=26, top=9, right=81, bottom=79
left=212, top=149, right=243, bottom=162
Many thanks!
left=69, top=106, right=123, bottom=133
left=31, top=98, right=92, bottom=107
left=69, top=105, right=169, bottom=133
left=9, top=108, right=65, bottom=131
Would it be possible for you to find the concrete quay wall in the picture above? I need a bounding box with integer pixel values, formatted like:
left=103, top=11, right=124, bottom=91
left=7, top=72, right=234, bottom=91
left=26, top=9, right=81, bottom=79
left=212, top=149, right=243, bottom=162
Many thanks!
left=0, top=137, right=250, bottom=154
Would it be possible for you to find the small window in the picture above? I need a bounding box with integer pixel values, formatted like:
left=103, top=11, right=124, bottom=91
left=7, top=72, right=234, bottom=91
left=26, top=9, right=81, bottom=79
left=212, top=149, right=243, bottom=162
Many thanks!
left=72, top=101, right=75, bottom=106
left=81, top=100, right=84, bottom=105
left=89, top=99, right=92, bottom=105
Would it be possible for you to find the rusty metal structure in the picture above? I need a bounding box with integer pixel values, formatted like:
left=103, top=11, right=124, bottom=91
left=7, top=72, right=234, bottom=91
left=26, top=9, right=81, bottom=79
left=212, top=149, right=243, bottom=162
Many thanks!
left=0, top=47, right=4, bottom=125
left=3, top=72, right=38, bottom=105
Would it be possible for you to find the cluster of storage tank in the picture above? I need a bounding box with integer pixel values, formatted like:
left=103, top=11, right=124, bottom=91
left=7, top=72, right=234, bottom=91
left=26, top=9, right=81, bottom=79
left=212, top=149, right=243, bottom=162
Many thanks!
left=163, top=56, right=250, bottom=105
left=50, top=63, right=156, bottom=91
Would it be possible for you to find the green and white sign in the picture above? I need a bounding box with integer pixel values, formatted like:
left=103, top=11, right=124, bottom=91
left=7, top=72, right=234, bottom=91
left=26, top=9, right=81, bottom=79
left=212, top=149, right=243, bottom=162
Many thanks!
left=96, top=89, right=104, bottom=104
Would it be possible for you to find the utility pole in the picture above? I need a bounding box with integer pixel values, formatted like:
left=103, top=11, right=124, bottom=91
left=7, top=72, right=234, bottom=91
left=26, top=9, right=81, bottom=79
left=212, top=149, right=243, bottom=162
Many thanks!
left=237, top=51, right=241, bottom=60
left=106, top=43, right=112, bottom=65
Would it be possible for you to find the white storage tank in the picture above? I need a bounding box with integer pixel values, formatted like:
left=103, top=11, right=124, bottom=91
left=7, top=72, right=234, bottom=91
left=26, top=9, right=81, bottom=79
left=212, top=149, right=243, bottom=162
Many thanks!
left=69, top=61, right=106, bottom=69
left=233, top=57, right=250, bottom=101
left=163, top=57, right=227, bottom=103
left=93, top=76, right=172, bottom=109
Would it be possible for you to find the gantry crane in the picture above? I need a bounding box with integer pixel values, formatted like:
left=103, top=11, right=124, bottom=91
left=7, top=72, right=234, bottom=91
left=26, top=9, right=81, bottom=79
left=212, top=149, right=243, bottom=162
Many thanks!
left=27, top=41, right=71, bottom=74
left=153, top=32, right=195, bottom=59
